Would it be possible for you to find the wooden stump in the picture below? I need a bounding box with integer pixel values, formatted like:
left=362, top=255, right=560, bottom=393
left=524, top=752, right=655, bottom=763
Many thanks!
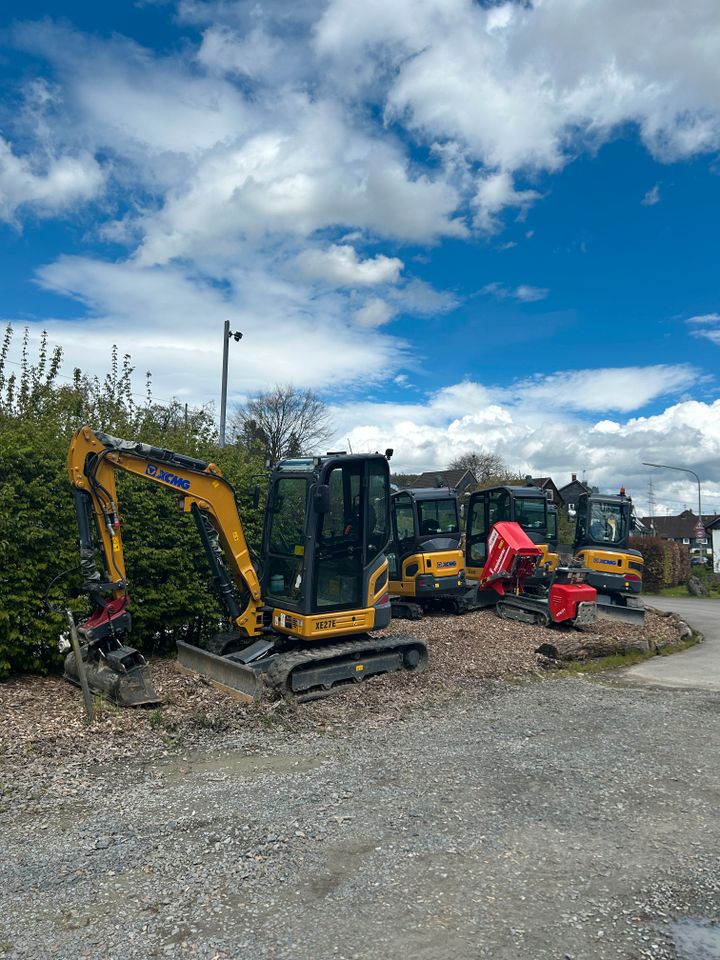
left=536, top=633, right=649, bottom=661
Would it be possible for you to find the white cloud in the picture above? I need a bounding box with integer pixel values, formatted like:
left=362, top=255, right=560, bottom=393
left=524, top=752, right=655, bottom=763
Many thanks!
left=642, top=184, right=661, bottom=206
left=473, top=171, right=540, bottom=233
left=687, top=313, right=720, bottom=325
left=328, top=384, right=720, bottom=514
left=26, top=256, right=407, bottom=400
left=295, top=244, right=403, bottom=286
left=131, top=96, right=465, bottom=265
left=511, top=365, right=697, bottom=413
left=482, top=282, right=549, bottom=303
left=12, top=21, right=249, bottom=167
left=389, top=278, right=459, bottom=316
left=0, top=137, right=104, bottom=223
left=687, top=313, right=720, bottom=345
left=695, top=330, right=720, bottom=345
left=317, top=0, right=720, bottom=222
left=354, top=297, right=396, bottom=328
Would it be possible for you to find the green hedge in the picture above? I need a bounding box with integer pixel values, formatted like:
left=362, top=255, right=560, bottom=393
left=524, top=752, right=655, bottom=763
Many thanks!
left=629, top=535, right=690, bottom=593
left=0, top=328, right=265, bottom=678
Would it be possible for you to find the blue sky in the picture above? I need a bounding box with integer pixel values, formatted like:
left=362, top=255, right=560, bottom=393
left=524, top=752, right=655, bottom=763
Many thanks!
left=1, top=0, right=719, bottom=513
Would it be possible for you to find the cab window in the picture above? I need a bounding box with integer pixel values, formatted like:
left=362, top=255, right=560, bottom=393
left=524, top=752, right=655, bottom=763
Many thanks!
left=514, top=497, right=546, bottom=531
left=417, top=498, right=459, bottom=536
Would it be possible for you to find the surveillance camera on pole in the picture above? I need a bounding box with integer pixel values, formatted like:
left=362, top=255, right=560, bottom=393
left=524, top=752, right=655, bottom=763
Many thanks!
left=219, top=320, right=243, bottom=448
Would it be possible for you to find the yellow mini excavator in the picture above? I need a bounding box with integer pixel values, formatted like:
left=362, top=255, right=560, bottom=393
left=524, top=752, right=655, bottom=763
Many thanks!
left=573, top=488, right=644, bottom=623
left=64, top=426, right=427, bottom=705
left=387, top=487, right=477, bottom=619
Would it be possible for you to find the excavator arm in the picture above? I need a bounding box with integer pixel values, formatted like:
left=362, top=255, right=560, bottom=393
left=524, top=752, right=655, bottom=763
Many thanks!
left=67, top=426, right=266, bottom=646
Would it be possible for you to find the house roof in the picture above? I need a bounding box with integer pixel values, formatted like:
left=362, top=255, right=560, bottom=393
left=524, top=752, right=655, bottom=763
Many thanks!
left=558, top=478, right=592, bottom=504
left=412, top=468, right=477, bottom=490
left=639, top=511, right=720, bottom=539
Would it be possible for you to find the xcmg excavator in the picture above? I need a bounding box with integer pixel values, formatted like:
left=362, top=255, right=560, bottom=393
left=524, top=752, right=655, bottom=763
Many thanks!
left=573, top=488, right=644, bottom=623
left=465, top=485, right=560, bottom=585
left=387, top=487, right=477, bottom=619
left=464, top=485, right=595, bottom=627
left=64, top=426, right=427, bottom=706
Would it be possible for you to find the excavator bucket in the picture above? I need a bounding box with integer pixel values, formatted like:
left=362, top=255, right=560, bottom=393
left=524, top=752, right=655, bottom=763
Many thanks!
left=64, top=645, right=160, bottom=707
left=595, top=597, right=646, bottom=625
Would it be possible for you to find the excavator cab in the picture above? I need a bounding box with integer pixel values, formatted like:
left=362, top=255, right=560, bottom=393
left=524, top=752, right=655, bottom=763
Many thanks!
left=465, top=485, right=558, bottom=580
left=262, top=454, right=392, bottom=632
left=386, top=488, right=474, bottom=618
left=573, top=490, right=644, bottom=623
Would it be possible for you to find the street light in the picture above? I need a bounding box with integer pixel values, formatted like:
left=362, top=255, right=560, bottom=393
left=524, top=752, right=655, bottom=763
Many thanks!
left=642, top=461, right=704, bottom=537
left=219, top=319, right=243, bottom=448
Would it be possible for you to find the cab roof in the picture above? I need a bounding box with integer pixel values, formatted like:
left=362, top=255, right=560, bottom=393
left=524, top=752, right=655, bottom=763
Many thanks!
left=480, top=485, right=547, bottom=498
left=393, top=487, right=458, bottom=502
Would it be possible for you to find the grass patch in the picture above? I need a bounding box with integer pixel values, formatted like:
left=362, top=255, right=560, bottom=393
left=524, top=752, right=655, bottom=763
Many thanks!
left=646, top=587, right=720, bottom=599
left=656, top=632, right=702, bottom=655
left=553, top=648, right=656, bottom=675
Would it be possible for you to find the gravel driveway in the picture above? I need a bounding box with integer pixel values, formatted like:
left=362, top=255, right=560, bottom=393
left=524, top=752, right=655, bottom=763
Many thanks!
left=3, top=673, right=720, bottom=960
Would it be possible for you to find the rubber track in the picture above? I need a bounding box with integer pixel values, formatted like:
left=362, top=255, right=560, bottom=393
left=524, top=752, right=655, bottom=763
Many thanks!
left=264, top=634, right=428, bottom=696
left=390, top=600, right=424, bottom=620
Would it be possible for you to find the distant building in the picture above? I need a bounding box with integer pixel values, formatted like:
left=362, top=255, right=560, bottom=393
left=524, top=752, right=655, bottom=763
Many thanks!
left=526, top=476, right=563, bottom=507
left=408, top=468, right=478, bottom=494
left=639, top=510, right=719, bottom=564
left=558, top=474, right=592, bottom=511
left=706, top=516, right=720, bottom=574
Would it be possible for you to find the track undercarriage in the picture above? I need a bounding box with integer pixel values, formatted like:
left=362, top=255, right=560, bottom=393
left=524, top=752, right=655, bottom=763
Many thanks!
left=177, top=631, right=428, bottom=702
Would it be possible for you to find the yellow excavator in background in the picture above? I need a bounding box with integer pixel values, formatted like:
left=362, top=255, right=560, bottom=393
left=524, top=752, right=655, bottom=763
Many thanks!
left=572, top=488, right=644, bottom=623
left=387, top=487, right=477, bottom=618
left=64, top=426, right=427, bottom=705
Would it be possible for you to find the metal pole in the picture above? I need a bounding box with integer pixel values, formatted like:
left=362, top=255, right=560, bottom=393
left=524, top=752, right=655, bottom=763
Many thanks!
left=219, top=319, right=230, bottom=448
left=65, top=609, right=94, bottom=723
left=642, top=461, right=703, bottom=524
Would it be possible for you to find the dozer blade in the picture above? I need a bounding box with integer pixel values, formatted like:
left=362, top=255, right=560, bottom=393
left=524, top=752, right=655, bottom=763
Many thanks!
left=176, top=640, right=264, bottom=700
left=595, top=598, right=645, bottom=625
left=64, top=646, right=160, bottom=707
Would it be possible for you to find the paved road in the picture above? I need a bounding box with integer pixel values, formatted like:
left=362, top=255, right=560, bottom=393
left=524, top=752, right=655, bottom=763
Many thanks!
left=625, top=596, right=720, bottom=690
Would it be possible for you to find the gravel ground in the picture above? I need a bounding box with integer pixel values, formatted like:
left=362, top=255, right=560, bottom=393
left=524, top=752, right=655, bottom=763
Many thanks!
left=2, top=677, right=720, bottom=960
left=1, top=609, right=715, bottom=960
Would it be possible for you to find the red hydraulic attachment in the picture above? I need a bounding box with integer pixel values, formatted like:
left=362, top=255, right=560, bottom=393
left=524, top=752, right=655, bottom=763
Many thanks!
left=480, top=522, right=542, bottom=597
left=480, top=521, right=597, bottom=626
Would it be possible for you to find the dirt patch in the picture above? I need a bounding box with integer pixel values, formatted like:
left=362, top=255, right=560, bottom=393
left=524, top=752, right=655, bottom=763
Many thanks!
left=0, top=608, right=686, bottom=766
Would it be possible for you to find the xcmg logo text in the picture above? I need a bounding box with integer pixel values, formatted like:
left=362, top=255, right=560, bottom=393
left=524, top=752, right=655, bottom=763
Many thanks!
left=145, top=463, right=191, bottom=490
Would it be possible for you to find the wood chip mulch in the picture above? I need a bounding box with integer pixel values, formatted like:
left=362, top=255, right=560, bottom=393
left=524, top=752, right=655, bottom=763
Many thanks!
left=0, top=607, right=688, bottom=765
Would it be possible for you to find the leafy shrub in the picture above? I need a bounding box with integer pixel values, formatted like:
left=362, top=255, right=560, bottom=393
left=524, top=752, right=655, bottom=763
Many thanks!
left=629, top=535, right=691, bottom=592
left=0, top=326, right=265, bottom=678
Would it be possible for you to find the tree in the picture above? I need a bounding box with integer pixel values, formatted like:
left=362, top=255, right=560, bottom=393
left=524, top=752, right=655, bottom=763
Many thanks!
left=231, top=384, right=333, bottom=463
left=448, top=450, right=506, bottom=483
left=448, top=450, right=518, bottom=487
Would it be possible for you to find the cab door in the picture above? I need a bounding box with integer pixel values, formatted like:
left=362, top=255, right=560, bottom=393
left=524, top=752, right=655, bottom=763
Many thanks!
left=466, top=488, right=511, bottom=569
left=465, top=491, right=489, bottom=568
